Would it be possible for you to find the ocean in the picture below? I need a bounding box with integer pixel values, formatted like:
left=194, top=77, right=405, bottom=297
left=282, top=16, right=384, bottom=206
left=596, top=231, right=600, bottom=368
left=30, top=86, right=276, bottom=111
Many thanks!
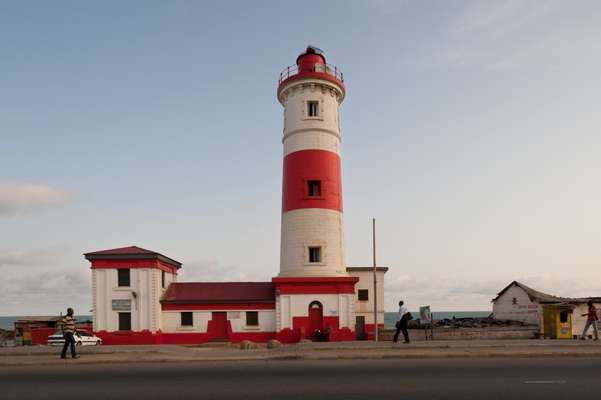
left=1, top=312, right=491, bottom=331
left=383, top=311, right=491, bottom=328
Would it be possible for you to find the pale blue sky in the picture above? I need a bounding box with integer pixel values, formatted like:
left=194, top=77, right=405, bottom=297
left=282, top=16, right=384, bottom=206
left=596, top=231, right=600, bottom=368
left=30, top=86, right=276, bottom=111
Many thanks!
left=1, top=1, right=600, bottom=314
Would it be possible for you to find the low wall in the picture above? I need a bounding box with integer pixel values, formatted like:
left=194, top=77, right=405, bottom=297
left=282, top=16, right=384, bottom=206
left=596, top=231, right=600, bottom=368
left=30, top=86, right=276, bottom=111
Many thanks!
left=380, top=326, right=538, bottom=341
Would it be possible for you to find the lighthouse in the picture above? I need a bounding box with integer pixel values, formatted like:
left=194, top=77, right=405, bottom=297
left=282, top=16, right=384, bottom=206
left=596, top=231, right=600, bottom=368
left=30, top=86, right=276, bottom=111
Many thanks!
left=272, top=47, right=359, bottom=339
left=277, top=46, right=347, bottom=278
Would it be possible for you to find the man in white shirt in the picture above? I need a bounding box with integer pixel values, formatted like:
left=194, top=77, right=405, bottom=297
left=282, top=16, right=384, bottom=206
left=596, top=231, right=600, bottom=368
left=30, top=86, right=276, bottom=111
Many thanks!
left=393, top=300, right=410, bottom=344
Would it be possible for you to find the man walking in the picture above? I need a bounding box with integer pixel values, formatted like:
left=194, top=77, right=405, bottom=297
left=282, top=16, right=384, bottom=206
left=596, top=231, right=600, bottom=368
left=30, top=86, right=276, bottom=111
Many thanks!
left=59, top=307, right=79, bottom=359
left=580, top=300, right=599, bottom=341
left=393, top=300, right=410, bottom=344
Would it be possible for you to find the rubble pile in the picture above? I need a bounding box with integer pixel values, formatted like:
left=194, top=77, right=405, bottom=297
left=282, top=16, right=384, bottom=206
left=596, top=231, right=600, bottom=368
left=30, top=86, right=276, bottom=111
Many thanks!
left=0, top=329, right=15, bottom=346
left=408, top=317, right=536, bottom=329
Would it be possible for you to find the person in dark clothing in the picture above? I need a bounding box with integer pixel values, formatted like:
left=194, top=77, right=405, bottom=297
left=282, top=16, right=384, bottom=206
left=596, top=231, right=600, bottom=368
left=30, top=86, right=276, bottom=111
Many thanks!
left=393, top=300, right=410, bottom=344
left=60, top=307, right=79, bottom=359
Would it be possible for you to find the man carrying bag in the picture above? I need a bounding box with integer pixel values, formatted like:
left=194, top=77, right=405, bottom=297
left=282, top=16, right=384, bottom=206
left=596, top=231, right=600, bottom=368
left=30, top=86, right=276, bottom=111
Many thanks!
left=393, top=300, right=412, bottom=344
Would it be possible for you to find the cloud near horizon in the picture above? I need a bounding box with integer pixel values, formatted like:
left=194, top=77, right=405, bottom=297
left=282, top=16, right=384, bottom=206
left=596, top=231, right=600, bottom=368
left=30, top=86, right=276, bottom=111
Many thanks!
left=179, top=258, right=264, bottom=283
left=0, top=179, right=71, bottom=215
left=0, top=246, right=90, bottom=316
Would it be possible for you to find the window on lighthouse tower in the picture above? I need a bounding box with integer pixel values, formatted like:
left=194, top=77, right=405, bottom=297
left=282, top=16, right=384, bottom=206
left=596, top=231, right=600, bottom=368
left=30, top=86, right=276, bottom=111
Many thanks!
left=307, top=100, right=319, bottom=117
left=308, top=246, right=322, bottom=263
left=308, top=180, right=322, bottom=197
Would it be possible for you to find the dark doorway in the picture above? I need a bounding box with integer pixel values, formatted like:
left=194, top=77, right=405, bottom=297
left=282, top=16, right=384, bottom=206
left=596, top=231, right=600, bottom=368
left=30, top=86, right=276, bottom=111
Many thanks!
left=308, top=301, right=323, bottom=337
left=355, top=316, right=367, bottom=340
left=118, top=312, right=131, bottom=331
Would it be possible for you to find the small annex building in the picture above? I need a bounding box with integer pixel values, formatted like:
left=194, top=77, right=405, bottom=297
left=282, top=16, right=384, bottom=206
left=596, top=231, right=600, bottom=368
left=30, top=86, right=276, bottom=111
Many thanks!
left=492, top=281, right=601, bottom=339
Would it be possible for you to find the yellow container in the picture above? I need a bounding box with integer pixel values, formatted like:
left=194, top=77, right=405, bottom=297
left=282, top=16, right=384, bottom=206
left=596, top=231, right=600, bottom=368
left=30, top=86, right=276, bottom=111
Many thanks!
left=23, top=331, right=32, bottom=346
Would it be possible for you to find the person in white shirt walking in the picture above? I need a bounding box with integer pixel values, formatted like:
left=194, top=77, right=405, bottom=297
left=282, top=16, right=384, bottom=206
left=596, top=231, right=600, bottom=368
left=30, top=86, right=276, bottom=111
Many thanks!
left=393, top=300, right=411, bottom=344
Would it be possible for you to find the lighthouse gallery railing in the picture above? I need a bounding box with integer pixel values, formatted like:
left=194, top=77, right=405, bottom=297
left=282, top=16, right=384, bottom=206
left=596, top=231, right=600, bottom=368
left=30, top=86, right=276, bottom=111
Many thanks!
left=278, top=63, right=344, bottom=85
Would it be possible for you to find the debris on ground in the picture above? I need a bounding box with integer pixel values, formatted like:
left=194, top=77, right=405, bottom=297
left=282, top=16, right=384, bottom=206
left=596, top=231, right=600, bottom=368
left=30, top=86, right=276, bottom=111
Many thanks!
left=408, top=317, right=536, bottom=329
left=0, top=329, right=15, bottom=347
left=239, top=340, right=258, bottom=350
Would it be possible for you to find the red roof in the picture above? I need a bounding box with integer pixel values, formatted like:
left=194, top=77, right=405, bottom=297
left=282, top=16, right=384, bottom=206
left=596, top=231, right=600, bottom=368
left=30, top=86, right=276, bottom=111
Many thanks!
left=84, top=246, right=182, bottom=268
left=161, top=282, right=275, bottom=304
left=85, top=246, right=160, bottom=255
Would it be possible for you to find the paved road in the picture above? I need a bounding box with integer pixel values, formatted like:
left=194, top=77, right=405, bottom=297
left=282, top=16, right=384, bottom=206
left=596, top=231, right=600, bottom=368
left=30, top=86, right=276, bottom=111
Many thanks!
left=1, top=358, right=599, bottom=399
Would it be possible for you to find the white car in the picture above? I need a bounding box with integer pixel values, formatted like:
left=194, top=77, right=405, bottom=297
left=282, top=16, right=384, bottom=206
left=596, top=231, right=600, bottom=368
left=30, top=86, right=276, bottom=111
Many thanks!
left=47, top=330, right=103, bottom=346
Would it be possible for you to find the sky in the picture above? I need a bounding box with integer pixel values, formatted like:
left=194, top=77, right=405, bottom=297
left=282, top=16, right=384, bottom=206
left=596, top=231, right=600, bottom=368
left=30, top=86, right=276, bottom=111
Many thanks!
left=1, top=0, right=600, bottom=315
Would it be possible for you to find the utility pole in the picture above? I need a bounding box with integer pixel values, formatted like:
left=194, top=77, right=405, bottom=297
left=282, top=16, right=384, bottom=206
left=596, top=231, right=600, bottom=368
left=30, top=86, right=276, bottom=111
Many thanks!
left=372, top=218, right=378, bottom=342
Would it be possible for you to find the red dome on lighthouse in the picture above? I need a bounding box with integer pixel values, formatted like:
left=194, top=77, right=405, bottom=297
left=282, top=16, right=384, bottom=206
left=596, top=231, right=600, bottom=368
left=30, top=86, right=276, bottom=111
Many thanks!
left=296, top=46, right=327, bottom=72
left=278, top=46, right=345, bottom=95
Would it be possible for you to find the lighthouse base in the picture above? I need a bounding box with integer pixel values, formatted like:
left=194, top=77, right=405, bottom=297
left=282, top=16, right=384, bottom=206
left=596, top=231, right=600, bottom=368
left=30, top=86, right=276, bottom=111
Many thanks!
left=272, top=276, right=358, bottom=342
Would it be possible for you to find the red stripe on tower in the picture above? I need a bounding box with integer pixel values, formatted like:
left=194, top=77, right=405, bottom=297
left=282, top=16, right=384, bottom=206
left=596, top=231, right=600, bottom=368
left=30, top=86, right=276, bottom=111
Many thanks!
left=282, top=149, right=343, bottom=213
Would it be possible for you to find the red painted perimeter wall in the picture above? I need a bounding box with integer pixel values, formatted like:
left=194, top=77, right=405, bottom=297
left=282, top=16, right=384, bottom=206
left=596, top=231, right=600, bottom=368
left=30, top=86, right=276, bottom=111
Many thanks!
left=96, top=320, right=276, bottom=346
left=290, top=316, right=355, bottom=342
left=282, top=149, right=342, bottom=213
left=28, top=324, right=94, bottom=345
left=364, top=323, right=386, bottom=340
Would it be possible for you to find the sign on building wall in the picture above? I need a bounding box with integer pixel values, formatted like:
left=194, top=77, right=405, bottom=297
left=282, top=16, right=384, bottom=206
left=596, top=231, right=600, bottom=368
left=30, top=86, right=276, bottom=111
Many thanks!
left=112, top=299, right=131, bottom=311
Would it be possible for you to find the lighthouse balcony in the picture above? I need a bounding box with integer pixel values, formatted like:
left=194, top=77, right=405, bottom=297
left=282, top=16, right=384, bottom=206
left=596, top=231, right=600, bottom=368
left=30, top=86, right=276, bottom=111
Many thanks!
left=278, top=63, right=344, bottom=89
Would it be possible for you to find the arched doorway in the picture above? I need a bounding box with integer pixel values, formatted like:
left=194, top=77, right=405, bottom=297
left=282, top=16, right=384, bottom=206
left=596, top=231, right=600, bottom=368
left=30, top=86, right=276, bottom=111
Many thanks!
left=308, top=301, right=323, bottom=336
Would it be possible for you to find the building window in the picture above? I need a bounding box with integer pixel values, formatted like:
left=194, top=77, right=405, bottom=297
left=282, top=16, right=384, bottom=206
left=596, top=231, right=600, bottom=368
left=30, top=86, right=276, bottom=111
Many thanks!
left=162, top=271, right=166, bottom=289
left=358, top=289, right=369, bottom=301
left=118, top=312, right=131, bottom=331
left=181, top=312, right=193, bottom=327
left=307, top=101, right=319, bottom=117
left=246, top=311, right=258, bottom=326
left=307, top=180, right=322, bottom=197
left=118, top=269, right=130, bottom=287
left=512, top=297, right=518, bottom=305
left=308, top=246, right=322, bottom=263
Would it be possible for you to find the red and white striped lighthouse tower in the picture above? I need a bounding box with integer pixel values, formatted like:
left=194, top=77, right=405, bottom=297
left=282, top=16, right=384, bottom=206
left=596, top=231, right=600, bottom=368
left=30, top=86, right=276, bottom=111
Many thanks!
left=277, top=46, right=348, bottom=278
left=273, top=47, right=357, bottom=340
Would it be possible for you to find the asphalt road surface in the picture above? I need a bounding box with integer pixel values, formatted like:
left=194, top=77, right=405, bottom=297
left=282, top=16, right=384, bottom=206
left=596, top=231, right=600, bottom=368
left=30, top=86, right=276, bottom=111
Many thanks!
left=1, top=358, right=600, bottom=399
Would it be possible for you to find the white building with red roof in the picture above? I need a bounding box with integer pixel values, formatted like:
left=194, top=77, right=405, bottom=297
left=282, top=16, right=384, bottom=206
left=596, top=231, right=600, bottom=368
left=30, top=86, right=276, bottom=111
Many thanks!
left=84, top=47, right=387, bottom=345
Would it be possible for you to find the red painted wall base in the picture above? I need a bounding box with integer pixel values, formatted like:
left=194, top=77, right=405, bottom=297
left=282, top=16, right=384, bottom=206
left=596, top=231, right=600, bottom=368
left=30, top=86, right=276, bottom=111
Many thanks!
left=95, top=326, right=358, bottom=345
left=364, top=323, right=386, bottom=341
left=95, top=330, right=279, bottom=345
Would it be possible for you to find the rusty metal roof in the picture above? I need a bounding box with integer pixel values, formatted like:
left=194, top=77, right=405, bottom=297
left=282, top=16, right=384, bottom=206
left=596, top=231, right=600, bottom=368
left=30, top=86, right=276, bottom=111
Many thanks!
left=161, top=282, right=275, bottom=304
left=84, top=246, right=182, bottom=268
left=492, top=281, right=600, bottom=304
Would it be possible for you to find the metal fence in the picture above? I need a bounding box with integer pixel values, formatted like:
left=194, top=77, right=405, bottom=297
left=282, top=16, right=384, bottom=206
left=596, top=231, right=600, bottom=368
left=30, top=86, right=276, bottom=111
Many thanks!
left=278, top=63, right=344, bottom=85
